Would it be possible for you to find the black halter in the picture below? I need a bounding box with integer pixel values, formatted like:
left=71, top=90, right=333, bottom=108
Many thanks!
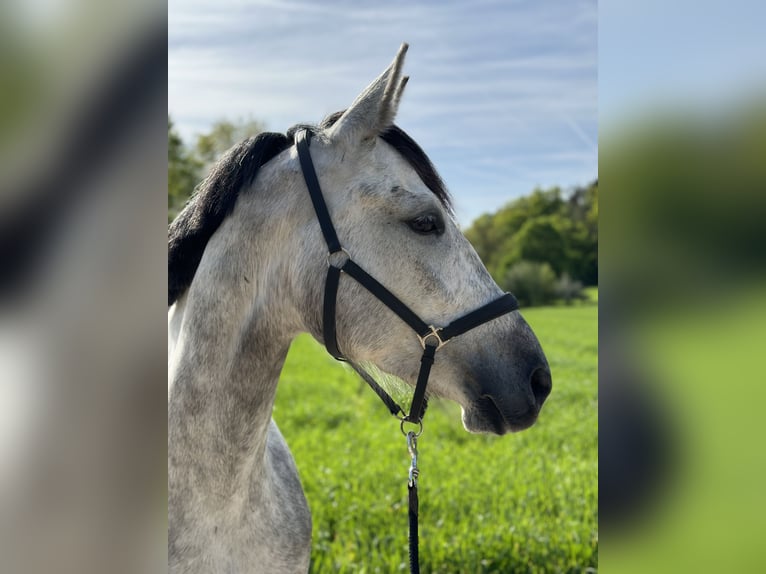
left=295, top=128, right=519, bottom=424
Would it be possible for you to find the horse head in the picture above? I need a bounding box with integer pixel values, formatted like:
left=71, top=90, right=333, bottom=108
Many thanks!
left=291, top=45, right=552, bottom=433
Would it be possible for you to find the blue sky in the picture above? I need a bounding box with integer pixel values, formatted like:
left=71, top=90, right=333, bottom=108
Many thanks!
left=169, top=0, right=597, bottom=226
left=599, top=0, right=766, bottom=127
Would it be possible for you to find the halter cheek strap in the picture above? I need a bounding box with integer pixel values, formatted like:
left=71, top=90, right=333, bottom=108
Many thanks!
left=295, top=128, right=518, bottom=424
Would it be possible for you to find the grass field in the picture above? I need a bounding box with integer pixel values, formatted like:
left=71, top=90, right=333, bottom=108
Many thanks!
left=274, top=301, right=598, bottom=573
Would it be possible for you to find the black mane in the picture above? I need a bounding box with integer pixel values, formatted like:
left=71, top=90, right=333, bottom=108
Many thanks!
left=168, top=132, right=290, bottom=305
left=168, top=114, right=452, bottom=306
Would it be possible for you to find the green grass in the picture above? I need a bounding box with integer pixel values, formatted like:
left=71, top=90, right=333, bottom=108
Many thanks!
left=274, top=303, right=598, bottom=573
left=582, top=287, right=598, bottom=304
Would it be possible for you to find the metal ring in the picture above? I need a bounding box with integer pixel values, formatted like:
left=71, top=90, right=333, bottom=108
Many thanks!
left=326, top=247, right=351, bottom=269
left=400, top=418, right=423, bottom=437
left=417, top=326, right=447, bottom=351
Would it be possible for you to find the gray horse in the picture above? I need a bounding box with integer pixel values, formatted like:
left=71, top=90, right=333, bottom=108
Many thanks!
left=168, top=44, right=551, bottom=574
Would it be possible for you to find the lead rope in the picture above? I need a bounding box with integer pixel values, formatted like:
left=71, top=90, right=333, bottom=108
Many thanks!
left=406, top=430, right=421, bottom=574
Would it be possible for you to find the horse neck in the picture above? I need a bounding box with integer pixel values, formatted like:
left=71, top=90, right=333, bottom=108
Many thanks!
left=168, top=171, right=312, bottom=502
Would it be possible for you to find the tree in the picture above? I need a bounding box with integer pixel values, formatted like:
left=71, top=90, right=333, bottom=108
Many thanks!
left=195, top=117, right=266, bottom=166
left=463, top=213, right=495, bottom=264
left=499, top=216, right=568, bottom=278
left=554, top=273, right=587, bottom=305
left=464, top=182, right=598, bottom=289
left=553, top=184, right=598, bottom=284
left=501, top=261, right=557, bottom=307
left=168, top=116, right=268, bottom=222
left=168, top=116, right=201, bottom=221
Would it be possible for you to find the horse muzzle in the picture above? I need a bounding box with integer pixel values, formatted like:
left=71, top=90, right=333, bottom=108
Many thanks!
left=462, top=364, right=552, bottom=435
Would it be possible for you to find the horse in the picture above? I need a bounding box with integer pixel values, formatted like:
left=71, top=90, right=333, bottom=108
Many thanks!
left=168, top=44, right=552, bottom=574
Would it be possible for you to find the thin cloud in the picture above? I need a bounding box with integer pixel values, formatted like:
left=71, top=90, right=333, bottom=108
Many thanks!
left=169, top=0, right=597, bottom=225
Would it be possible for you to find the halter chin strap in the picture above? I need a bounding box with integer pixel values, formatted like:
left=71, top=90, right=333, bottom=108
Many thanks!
left=295, top=129, right=519, bottom=424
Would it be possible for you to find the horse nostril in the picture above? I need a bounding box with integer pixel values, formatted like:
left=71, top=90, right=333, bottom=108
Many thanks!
left=530, top=367, right=552, bottom=409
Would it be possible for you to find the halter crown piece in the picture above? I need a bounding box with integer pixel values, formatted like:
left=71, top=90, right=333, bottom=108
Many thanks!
left=295, top=129, right=519, bottom=573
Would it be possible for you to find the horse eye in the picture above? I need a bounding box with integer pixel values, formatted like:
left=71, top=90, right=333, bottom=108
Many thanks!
left=407, top=214, right=443, bottom=235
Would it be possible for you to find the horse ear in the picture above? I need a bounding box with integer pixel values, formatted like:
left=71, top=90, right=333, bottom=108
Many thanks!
left=327, top=43, right=409, bottom=145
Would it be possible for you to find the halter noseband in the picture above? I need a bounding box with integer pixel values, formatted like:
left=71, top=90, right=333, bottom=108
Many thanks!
left=295, top=128, right=519, bottom=424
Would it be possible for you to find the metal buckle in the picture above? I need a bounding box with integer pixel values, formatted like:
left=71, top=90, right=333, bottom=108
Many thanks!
left=417, top=325, right=447, bottom=351
left=326, top=247, right=351, bottom=269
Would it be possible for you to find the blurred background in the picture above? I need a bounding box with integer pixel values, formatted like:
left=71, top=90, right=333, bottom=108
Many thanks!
left=599, top=1, right=766, bottom=573
left=1, top=1, right=167, bottom=573
left=1, top=0, right=765, bottom=571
